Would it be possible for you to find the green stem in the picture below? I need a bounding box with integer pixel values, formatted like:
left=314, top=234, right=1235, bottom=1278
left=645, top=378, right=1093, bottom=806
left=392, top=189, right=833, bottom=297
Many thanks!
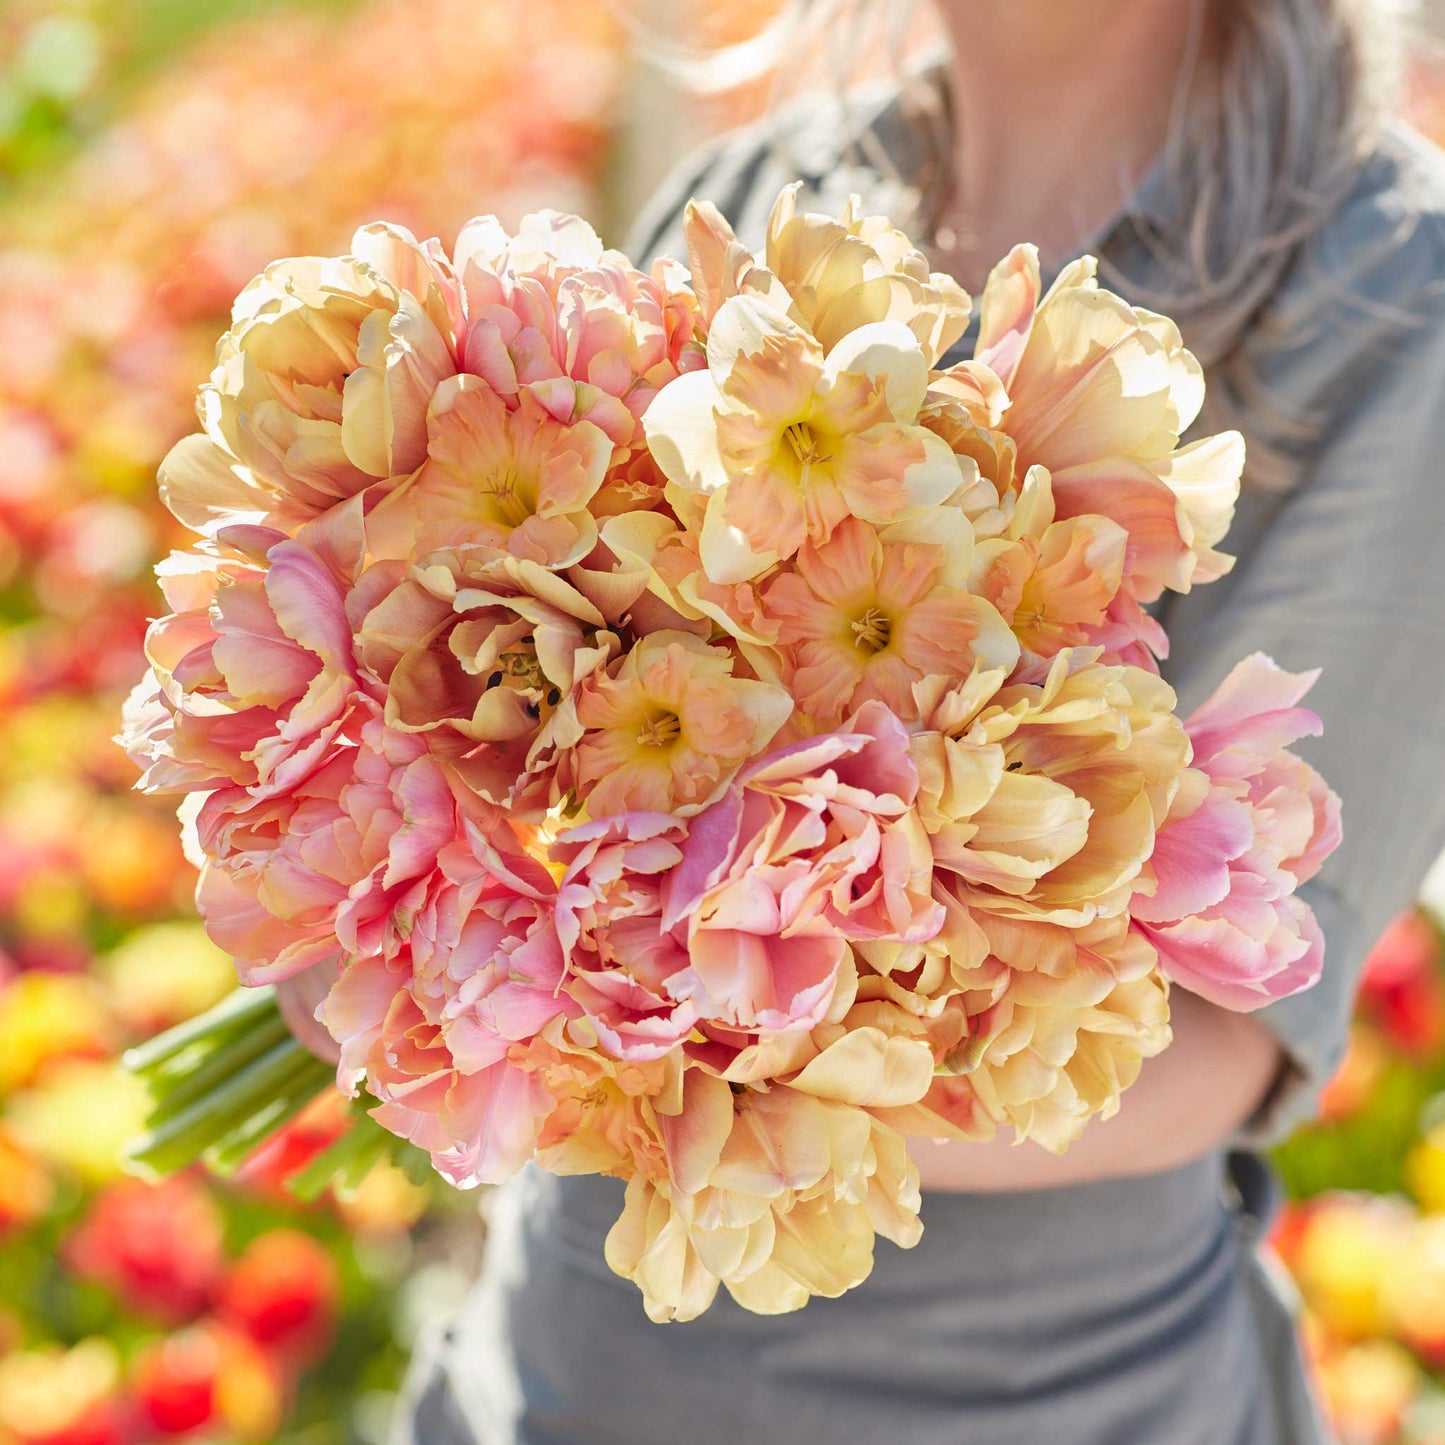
left=285, top=1107, right=387, bottom=1201
left=123, top=985, right=279, bottom=1075
left=204, top=1056, right=335, bottom=1175
left=141, top=1009, right=294, bottom=1125
left=126, top=1036, right=323, bottom=1178
left=122, top=984, right=432, bottom=1201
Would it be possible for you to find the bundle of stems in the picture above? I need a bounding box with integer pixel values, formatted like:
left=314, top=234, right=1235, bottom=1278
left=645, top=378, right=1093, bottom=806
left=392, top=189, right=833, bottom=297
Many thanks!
left=123, top=986, right=429, bottom=1199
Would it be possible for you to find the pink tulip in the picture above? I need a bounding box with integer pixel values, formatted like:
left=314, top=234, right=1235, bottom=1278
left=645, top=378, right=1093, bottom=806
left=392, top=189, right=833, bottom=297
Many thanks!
left=1134, top=654, right=1342, bottom=1010
left=194, top=720, right=455, bottom=985
left=659, top=701, right=941, bottom=1034
left=552, top=812, right=696, bottom=1061
left=455, top=210, right=699, bottom=441
left=318, top=830, right=574, bottom=1188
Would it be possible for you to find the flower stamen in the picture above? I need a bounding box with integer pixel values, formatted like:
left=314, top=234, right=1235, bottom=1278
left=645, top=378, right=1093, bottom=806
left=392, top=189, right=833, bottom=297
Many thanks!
left=781, top=421, right=830, bottom=469
left=635, top=709, right=682, bottom=749
left=480, top=465, right=533, bottom=528
left=849, top=607, right=892, bottom=654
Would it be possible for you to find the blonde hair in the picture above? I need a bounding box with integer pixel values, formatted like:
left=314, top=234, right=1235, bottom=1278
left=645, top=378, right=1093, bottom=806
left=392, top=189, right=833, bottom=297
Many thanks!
left=641, top=0, right=1416, bottom=486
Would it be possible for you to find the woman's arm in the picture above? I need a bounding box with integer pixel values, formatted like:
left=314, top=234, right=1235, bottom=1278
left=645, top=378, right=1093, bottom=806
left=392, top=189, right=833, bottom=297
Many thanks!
left=910, top=989, right=1284, bottom=1191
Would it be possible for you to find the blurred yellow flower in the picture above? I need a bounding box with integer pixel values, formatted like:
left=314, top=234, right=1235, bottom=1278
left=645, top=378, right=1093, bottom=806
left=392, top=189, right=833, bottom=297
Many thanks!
left=0, top=1339, right=122, bottom=1442
left=1296, top=1197, right=1412, bottom=1339
left=7, top=1058, right=150, bottom=1184
left=334, top=1158, right=431, bottom=1236
left=0, top=972, right=112, bottom=1094
left=1407, top=1121, right=1445, bottom=1215
left=9, top=870, right=88, bottom=943
left=100, top=921, right=236, bottom=1035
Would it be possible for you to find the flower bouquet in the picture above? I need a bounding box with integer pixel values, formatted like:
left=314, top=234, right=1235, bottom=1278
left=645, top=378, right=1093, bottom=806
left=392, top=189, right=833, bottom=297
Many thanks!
left=120, top=186, right=1340, bottom=1320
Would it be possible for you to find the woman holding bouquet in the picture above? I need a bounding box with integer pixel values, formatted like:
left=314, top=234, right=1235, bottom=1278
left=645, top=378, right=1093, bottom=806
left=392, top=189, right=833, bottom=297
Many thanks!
left=388, top=1, right=1445, bottom=1440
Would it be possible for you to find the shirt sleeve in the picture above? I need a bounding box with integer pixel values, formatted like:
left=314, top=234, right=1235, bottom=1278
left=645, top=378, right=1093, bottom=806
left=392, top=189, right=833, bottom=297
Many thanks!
left=1159, top=295, right=1445, bottom=1147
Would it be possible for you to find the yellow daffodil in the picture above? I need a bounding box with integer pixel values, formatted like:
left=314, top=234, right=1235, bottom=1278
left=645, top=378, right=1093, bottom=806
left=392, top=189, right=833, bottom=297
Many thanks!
left=643, top=294, right=966, bottom=582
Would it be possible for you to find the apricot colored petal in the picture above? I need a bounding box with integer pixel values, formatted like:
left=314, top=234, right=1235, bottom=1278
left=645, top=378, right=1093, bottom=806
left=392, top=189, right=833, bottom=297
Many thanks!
left=787, top=1027, right=934, bottom=1107
left=1049, top=458, right=1191, bottom=602
left=900, top=427, right=969, bottom=511
left=657, top=1069, right=735, bottom=1195
left=1152, top=430, right=1242, bottom=585
left=706, top=294, right=811, bottom=377
left=158, top=434, right=270, bottom=533
left=974, top=244, right=1042, bottom=387
left=642, top=370, right=729, bottom=494
left=822, top=321, right=928, bottom=420
left=700, top=489, right=779, bottom=584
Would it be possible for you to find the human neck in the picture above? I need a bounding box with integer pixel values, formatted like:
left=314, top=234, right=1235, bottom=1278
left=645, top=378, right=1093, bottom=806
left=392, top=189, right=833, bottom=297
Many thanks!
left=932, top=0, right=1208, bottom=289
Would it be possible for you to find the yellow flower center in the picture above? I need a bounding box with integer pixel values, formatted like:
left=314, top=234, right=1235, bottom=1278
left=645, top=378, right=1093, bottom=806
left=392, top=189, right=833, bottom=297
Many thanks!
left=497, top=647, right=544, bottom=689
left=781, top=420, right=832, bottom=471
left=849, top=606, right=893, bottom=654
left=635, top=707, right=683, bottom=749
left=484, top=644, right=561, bottom=715
left=478, top=464, right=537, bottom=529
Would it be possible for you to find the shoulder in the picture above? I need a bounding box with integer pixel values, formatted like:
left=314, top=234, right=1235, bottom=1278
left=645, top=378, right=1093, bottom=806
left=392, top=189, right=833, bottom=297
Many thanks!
left=1277, top=123, right=1445, bottom=328
left=1243, top=122, right=1445, bottom=460
left=624, top=73, right=931, bottom=265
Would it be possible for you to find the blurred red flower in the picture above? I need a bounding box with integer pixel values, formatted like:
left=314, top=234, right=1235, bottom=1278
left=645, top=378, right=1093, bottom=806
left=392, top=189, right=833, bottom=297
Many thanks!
left=130, top=1321, right=283, bottom=1442
left=234, top=1090, right=349, bottom=1200
left=130, top=1328, right=218, bottom=1436
left=217, top=1230, right=340, bottom=1367
left=1356, top=910, right=1445, bottom=1059
left=64, top=1176, right=225, bottom=1325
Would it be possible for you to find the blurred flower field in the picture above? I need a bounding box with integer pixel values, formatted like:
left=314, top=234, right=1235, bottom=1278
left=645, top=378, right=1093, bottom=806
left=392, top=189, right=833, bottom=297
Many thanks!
left=0, top=1, right=619, bottom=1440
left=1, top=3, right=1444, bottom=1442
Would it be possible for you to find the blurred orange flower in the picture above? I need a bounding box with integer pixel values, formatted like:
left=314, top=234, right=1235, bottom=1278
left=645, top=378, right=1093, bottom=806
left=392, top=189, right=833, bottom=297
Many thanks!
left=1316, top=1024, right=1389, bottom=1124
left=0, top=1124, right=51, bottom=1237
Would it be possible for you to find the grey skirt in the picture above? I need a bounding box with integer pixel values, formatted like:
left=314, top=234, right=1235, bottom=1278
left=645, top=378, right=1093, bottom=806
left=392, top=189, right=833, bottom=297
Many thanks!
left=392, top=1153, right=1329, bottom=1445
